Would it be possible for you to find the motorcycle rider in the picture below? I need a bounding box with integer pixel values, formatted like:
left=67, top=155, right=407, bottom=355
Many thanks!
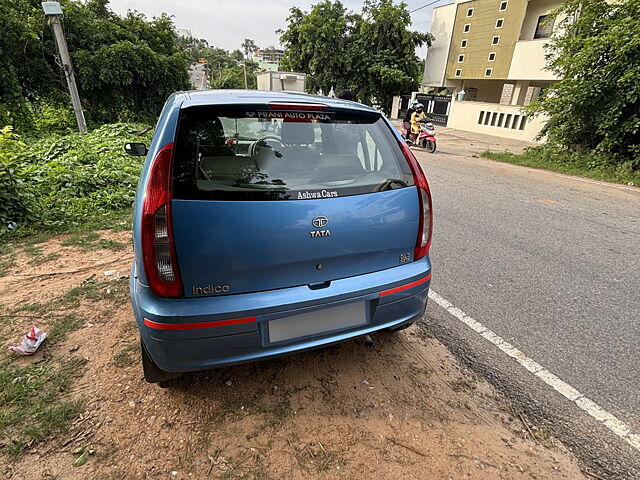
left=410, top=103, right=426, bottom=143
left=403, top=100, right=418, bottom=139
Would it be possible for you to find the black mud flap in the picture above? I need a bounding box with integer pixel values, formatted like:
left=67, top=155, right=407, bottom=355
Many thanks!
left=140, top=338, right=182, bottom=385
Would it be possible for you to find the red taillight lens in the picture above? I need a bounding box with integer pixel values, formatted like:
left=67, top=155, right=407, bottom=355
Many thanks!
left=399, top=141, right=433, bottom=260
left=141, top=142, right=183, bottom=298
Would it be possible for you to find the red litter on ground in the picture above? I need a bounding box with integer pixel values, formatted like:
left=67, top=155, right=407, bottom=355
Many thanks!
left=9, top=324, right=47, bottom=355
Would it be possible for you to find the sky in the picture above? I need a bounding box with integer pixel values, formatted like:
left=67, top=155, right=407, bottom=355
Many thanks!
left=107, top=0, right=451, bottom=59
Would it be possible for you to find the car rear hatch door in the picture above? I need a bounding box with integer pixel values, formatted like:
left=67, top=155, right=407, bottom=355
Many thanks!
left=170, top=103, right=419, bottom=297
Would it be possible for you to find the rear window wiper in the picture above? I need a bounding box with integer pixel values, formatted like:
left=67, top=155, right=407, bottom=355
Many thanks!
left=234, top=178, right=288, bottom=190
left=376, top=178, right=408, bottom=191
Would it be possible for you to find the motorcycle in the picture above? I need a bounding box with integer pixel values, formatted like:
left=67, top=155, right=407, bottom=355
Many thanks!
left=414, top=118, right=437, bottom=153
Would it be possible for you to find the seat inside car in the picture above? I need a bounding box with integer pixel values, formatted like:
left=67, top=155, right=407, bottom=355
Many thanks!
left=256, top=120, right=318, bottom=176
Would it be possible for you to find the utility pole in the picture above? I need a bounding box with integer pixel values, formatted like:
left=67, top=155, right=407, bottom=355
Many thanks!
left=41, top=2, right=87, bottom=132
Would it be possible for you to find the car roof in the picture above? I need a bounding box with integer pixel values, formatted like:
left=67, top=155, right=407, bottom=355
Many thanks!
left=178, top=89, right=378, bottom=113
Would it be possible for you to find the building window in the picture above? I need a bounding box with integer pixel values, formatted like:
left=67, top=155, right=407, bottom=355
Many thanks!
left=496, top=18, right=504, bottom=28
left=534, top=15, right=554, bottom=39
left=485, top=68, right=493, bottom=77
left=458, top=54, right=464, bottom=63
left=455, top=69, right=462, bottom=77
left=463, top=23, right=471, bottom=33
left=488, top=52, right=496, bottom=61
left=499, top=1, right=508, bottom=11
left=492, top=36, right=500, bottom=45
left=466, top=7, right=474, bottom=17
left=461, top=39, right=468, bottom=48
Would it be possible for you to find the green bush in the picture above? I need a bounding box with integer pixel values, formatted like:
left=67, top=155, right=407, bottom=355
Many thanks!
left=482, top=144, right=640, bottom=186
left=0, top=123, right=152, bottom=235
left=31, top=102, right=78, bottom=136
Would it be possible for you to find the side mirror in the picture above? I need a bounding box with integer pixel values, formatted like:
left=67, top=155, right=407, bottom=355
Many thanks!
left=124, top=142, right=148, bottom=156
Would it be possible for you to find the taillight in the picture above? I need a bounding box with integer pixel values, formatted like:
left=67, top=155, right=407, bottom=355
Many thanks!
left=141, top=142, right=183, bottom=298
left=399, top=141, right=433, bottom=260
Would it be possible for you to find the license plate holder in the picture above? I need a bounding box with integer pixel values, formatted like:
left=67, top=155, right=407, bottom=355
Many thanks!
left=268, top=301, right=366, bottom=344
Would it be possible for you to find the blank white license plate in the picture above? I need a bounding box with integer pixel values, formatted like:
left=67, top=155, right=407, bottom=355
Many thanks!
left=268, top=302, right=366, bottom=343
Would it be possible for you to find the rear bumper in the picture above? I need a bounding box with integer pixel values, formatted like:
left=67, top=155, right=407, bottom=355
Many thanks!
left=131, top=257, right=431, bottom=373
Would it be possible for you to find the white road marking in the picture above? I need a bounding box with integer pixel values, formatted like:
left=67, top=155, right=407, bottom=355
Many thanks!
left=428, top=289, right=640, bottom=452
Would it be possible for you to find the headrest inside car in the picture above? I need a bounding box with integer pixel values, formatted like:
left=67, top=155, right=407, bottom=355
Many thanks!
left=280, top=120, right=315, bottom=145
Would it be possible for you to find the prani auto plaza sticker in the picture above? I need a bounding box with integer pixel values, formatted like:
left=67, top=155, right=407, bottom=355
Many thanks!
left=245, top=111, right=330, bottom=121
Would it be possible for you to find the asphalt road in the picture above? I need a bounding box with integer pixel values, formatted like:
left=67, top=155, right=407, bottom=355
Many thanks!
left=189, top=62, right=207, bottom=90
left=413, top=128, right=640, bottom=478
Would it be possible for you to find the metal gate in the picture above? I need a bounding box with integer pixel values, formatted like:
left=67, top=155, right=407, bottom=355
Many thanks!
left=398, top=95, right=412, bottom=121
left=415, top=94, right=452, bottom=126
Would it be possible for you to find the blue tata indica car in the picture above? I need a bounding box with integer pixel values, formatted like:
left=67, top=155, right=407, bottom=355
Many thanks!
left=125, top=90, right=433, bottom=387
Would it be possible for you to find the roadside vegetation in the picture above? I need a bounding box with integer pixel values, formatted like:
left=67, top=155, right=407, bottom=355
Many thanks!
left=482, top=145, right=640, bottom=186
left=0, top=123, right=151, bottom=236
left=524, top=0, right=639, bottom=177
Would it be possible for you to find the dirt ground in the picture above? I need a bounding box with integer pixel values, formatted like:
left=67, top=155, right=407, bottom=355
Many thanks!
left=1, top=231, right=587, bottom=479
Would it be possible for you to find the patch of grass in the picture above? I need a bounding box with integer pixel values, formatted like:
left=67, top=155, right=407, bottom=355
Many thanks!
left=0, top=243, right=16, bottom=277
left=3, top=212, right=133, bottom=247
left=61, top=232, right=101, bottom=248
left=95, top=238, right=126, bottom=251
left=12, top=302, right=46, bottom=315
left=61, top=233, right=126, bottom=252
left=23, top=245, right=42, bottom=257
left=111, top=343, right=140, bottom=368
left=23, top=277, right=130, bottom=321
left=481, top=145, right=640, bottom=186
left=48, top=314, right=84, bottom=344
left=0, top=356, right=86, bottom=457
left=27, top=252, right=61, bottom=266
left=62, top=277, right=129, bottom=307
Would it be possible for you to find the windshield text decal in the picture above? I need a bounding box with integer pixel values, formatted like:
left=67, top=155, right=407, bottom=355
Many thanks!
left=246, top=111, right=330, bottom=121
left=298, top=190, right=338, bottom=200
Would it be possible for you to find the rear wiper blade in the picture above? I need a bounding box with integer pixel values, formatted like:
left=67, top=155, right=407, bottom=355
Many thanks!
left=377, top=178, right=408, bottom=191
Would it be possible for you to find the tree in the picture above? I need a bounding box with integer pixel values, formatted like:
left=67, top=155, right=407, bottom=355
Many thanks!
left=278, top=0, right=431, bottom=112
left=231, top=49, right=244, bottom=62
left=210, top=64, right=258, bottom=90
left=526, top=0, right=640, bottom=166
left=278, top=1, right=352, bottom=94
left=63, top=4, right=190, bottom=123
left=0, top=0, right=59, bottom=129
left=350, top=0, right=431, bottom=111
left=0, top=0, right=191, bottom=129
left=241, top=38, right=259, bottom=58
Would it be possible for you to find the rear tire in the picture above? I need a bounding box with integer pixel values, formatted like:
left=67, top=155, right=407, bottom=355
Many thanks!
left=140, top=337, right=182, bottom=386
left=158, top=377, right=183, bottom=389
left=426, top=140, right=436, bottom=153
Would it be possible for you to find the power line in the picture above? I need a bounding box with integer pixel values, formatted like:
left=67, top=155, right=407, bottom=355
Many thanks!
left=410, top=0, right=451, bottom=14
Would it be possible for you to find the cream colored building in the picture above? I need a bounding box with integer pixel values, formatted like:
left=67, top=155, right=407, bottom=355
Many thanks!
left=257, top=72, right=306, bottom=92
left=423, top=0, right=562, bottom=141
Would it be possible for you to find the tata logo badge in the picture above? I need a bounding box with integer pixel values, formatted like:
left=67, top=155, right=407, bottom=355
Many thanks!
left=310, top=216, right=331, bottom=238
left=312, top=216, right=328, bottom=228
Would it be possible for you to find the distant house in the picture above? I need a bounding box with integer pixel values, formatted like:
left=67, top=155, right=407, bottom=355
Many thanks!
left=254, top=49, right=285, bottom=72
left=423, top=0, right=563, bottom=141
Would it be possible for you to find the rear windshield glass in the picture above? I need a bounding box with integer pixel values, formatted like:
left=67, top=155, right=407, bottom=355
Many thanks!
left=172, top=105, right=413, bottom=201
